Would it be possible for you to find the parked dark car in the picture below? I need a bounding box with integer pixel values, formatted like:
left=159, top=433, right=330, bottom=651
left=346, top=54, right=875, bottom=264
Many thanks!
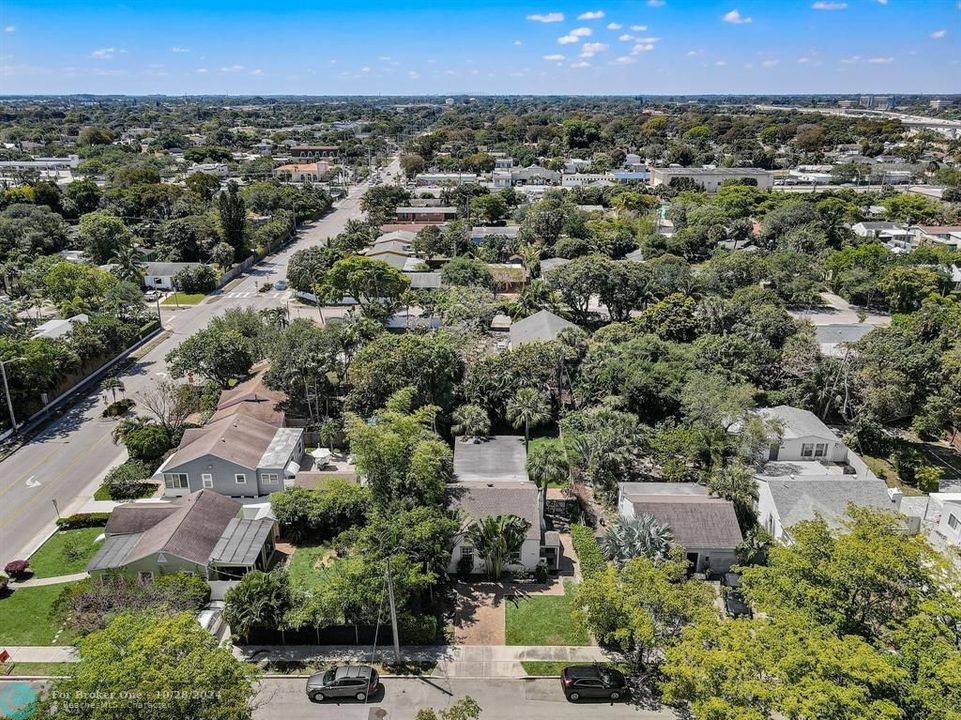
left=305, top=665, right=379, bottom=702
left=721, top=572, right=752, bottom=618
left=560, top=665, right=629, bottom=702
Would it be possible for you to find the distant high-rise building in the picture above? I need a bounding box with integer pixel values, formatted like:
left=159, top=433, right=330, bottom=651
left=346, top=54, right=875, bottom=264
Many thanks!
left=930, top=99, right=953, bottom=110
left=838, top=99, right=856, bottom=109
left=859, top=95, right=874, bottom=108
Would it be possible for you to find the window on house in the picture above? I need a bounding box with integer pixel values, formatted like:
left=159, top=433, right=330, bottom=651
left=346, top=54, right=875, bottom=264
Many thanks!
left=461, top=546, right=474, bottom=564
left=262, top=473, right=278, bottom=484
left=814, top=443, right=828, bottom=458
left=949, top=514, right=960, bottom=531
left=201, top=473, right=213, bottom=489
left=138, top=571, right=153, bottom=583
left=508, top=551, right=522, bottom=565
left=235, top=474, right=247, bottom=484
left=163, top=473, right=188, bottom=489
left=801, top=443, right=814, bottom=458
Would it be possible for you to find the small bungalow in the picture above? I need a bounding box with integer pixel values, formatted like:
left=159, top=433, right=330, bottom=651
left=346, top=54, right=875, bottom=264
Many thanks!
left=86, top=490, right=277, bottom=583
left=509, top=309, right=576, bottom=348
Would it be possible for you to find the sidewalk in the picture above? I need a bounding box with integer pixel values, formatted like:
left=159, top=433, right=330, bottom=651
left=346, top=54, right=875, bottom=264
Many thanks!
left=237, top=644, right=615, bottom=678
left=4, top=646, right=77, bottom=663
left=10, top=571, right=89, bottom=589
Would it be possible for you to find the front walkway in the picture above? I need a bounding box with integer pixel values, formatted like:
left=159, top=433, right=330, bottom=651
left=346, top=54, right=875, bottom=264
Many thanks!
left=3, top=646, right=78, bottom=663
left=9, top=572, right=89, bottom=589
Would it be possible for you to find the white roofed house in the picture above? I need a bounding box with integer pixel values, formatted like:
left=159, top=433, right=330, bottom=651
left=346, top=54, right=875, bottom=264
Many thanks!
left=446, top=436, right=560, bottom=575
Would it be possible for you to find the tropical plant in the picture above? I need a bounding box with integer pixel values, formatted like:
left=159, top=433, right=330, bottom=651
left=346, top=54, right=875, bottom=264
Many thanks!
left=452, top=403, right=491, bottom=443
left=101, top=376, right=125, bottom=404
left=707, top=460, right=760, bottom=534
left=222, top=569, right=294, bottom=643
left=505, top=387, right=551, bottom=451
left=110, top=243, right=146, bottom=284
left=465, top=514, right=531, bottom=580
left=601, top=514, right=675, bottom=566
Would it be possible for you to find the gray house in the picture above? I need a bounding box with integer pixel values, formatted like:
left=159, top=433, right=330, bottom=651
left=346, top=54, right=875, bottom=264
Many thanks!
left=617, top=483, right=743, bottom=574
left=86, top=490, right=277, bottom=582
left=154, top=414, right=304, bottom=498
left=508, top=310, right=577, bottom=348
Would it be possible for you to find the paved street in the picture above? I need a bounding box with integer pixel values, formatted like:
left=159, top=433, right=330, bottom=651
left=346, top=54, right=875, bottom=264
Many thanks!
left=0, top=162, right=396, bottom=567
left=252, top=677, right=677, bottom=720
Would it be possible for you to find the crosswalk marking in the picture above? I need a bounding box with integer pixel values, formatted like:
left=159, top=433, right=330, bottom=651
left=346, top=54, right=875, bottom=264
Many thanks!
left=222, top=291, right=290, bottom=299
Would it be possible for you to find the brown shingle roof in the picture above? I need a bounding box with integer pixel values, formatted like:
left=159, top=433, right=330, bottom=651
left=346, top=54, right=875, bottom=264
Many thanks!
left=124, top=490, right=242, bottom=565
left=630, top=496, right=743, bottom=549
left=105, top=504, right=178, bottom=535
left=165, top=414, right=279, bottom=472
left=446, top=481, right=541, bottom=541
left=210, top=368, right=286, bottom=426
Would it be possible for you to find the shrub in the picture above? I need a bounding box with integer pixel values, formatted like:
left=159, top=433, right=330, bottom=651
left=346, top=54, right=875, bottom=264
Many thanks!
left=259, top=282, right=273, bottom=293
left=269, top=481, right=370, bottom=544
left=59, top=572, right=210, bottom=635
left=397, top=613, right=438, bottom=645
left=0, top=574, right=7, bottom=594
left=571, top=524, right=606, bottom=580
left=174, top=264, right=217, bottom=294
left=533, top=562, right=549, bottom=583
left=103, top=460, right=153, bottom=500
left=123, top=423, right=172, bottom=462
left=917, top=466, right=943, bottom=494
left=102, top=398, right=135, bottom=417
left=893, top=446, right=924, bottom=486
left=4, top=560, right=30, bottom=579
left=56, top=512, right=111, bottom=530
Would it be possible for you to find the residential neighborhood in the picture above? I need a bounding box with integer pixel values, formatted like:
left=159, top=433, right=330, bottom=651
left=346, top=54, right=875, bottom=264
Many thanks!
left=1, top=3, right=961, bottom=719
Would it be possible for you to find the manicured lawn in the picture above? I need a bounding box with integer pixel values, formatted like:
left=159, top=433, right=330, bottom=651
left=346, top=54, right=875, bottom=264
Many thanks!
left=0, top=583, right=77, bottom=646
left=28, top=527, right=105, bottom=578
left=505, top=585, right=590, bottom=646
left=7, top=662, right=75, bottom=677
left=161, top=292, right=205, bottom=305
left=286, top=544, right=334, bottom=592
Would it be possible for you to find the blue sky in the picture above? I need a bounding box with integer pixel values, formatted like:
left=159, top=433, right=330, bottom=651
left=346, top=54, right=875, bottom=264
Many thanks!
left=0, top=0, right=958, bottom=95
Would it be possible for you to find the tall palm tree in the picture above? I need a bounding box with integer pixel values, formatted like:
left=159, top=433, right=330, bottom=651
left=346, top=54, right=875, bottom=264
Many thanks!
left=111, top=243, right=146, bottom=285
left=452, top=404, right=490, bottom=443
left=708, top=461, right=759, bottom=534
left=506, top=387, right=551, bottom=451
left=465, top=514, right=531, bottom=580
left=601, top=514, right=674, bottom=567
left=526, top=438, right=570, bottom=520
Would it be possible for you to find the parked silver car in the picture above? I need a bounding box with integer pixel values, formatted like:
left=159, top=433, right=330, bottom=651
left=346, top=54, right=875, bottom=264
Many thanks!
left=305, top=665, right=379, bottom=702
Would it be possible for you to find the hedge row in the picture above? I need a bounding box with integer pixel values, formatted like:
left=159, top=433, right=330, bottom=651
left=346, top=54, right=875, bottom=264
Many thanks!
left=571, top=523, right=606, bottom=580
left=56, top=512, right=111, bottom=530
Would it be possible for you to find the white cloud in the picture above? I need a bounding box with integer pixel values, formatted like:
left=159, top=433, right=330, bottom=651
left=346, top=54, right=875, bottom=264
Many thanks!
left=543, top=53, right=566, bottom=61
left=798, top=56, right=811, bottom=63
left=195, top=68, right=208, bottom=73
left=629, top=24, right=647, bottom=31
left=631, top=42, right=657, bottom=54
left=607, top=22, right=622, bottom=29
left=3, top=26, right=15, bottom=33
left=811, top=2, right=847, bottom=9
left=581, top=42, right=609, bottom=57
left=867, top=56, right=893, bottom=63
left=687, top=50, right=699, bottom=56
left=250, top=68, right=264, bottom=76
left=876, top=0, right=888, bottom=4
left=613, top=55, right=635, bottom=64
left=578, top=10, right=605, bottom=20
left=361, top=66, right=371, bottom=72
left=91, top=48, right=119, bottom=60
left=571, top=27, right=592, bottom=36
left=930, top=29, right=947, bottom=39
left=723, top=9, right=752, bottom=24
left=618, top=34, right=635, bottom=41
left=407, top=70, right=420, bottom=79
left=170, top=47, right=190, bottom=53
left=647, top=0, right=665, bottom=6
left=715, top=60, right=727, bottom=66
left=761, top=58, right=779, bottom=67
left=514, top=40, right=523, bottom=46
left=527, top=12, right=565, bottom=23
left=571, top=60, right=592, bottom=68
left=220, top=64, right=245, bottom=72
left=558, top=34, right=580, bottom=44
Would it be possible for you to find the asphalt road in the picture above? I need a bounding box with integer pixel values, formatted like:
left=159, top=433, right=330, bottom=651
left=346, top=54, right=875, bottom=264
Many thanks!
left=252, top=677, right=677, bottom=720
left=0, top=161, right=395, bottom=567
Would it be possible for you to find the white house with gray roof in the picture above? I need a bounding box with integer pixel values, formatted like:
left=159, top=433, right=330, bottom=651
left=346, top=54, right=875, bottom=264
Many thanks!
left=447, top=435, right=556, bottom=574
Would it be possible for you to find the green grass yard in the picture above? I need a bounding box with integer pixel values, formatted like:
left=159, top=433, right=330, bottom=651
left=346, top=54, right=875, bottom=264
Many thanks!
left=521, top=661, right=630, bottom=676
left=286, top=544, right=334, bottom=593
left=505, top=585, right=590, bottom=646
left=161, top=292, right=205, bottom=306
left=6, top=662, right=75, bottom=677
left=0, top=583, right=77, bottom=646
left=28, top=527, right=105, bottom=578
